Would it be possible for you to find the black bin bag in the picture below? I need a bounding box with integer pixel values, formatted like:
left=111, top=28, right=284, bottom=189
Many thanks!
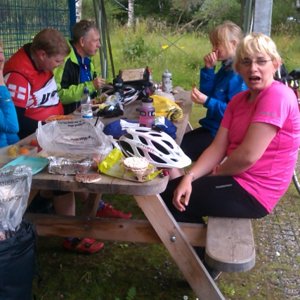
left=0, top=165, right=35, bottom=300
left=0, top=221, right=36, bottom=300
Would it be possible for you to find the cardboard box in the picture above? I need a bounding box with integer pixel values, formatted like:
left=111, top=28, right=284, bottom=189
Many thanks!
left=121, top=68, right=145, bottom=82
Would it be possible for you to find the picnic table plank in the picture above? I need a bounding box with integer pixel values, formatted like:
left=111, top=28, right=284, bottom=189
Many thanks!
left=25, top=213, right=207, bottom=246
left=205, top=217, right=256, bottom=272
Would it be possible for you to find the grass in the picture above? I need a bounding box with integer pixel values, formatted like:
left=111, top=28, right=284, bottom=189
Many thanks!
left=32, top=24, right=300, bottom=299
left=32, top=188, right=300, bottom=300
left=101, top=24, right=300, bottom=89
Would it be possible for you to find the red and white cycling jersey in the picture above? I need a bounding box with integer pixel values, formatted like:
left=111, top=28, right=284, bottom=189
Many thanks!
left=4, top=45, right=63, bottom=121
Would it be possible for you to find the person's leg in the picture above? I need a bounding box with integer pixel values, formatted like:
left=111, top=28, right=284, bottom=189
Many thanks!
left=180, top=127, right=214, bottom=161
left=53, top=192, right=75, bottom=216
left=26, top=190, right=54, bottom=214
left=76, top=192, right=132, bottom=219
left=161, top=175, right=268, bottom=280
left=161, top=175, right=268, bottom=222
left=53, top=191, right=104, bottom=254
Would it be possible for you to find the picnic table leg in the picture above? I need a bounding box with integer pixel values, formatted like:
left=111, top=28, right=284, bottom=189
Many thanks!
left=27, top=189, right=39, bottom=206
left=79, top=192, right=101, bottom=217
left=134, top=194, right=225, bottom=300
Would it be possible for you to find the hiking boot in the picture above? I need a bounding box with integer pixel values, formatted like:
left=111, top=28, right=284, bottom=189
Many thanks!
left=96, top=203, right=132, bottom=219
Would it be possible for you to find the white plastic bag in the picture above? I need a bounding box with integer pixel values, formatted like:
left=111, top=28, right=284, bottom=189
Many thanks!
left=0, top=165, right=32, bottom=232
left=36, top=119, right=113, bottom=157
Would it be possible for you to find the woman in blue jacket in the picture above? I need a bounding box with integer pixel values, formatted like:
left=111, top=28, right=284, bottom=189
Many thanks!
left=181, top=21, right=247, bottom=161
left=0, top=42, right=19, bottom=147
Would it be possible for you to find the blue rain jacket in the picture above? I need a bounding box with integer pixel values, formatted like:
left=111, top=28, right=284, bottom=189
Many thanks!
left=199, top=60, right=247, bottom=137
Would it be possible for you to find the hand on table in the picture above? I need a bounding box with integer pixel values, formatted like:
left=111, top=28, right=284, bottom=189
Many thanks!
left=93, top=76, right=106, bottom=90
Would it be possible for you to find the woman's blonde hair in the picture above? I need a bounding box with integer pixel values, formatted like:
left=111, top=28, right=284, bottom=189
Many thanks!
left=234, top=32, right=282, bottom=70
left=209, top=21, right=243, bottom=52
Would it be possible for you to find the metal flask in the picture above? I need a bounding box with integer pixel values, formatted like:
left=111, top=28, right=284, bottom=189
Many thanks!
left=162, top=69, right=173, bottom=93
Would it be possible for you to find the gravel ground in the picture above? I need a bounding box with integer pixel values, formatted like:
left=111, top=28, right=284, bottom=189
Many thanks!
left=254, top=186, right=300, bottom=299
left=220, top=184, right=300, bottom=300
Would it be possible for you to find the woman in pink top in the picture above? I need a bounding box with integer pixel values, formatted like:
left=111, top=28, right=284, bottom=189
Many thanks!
left=161, top=32, right=300, bottom=279
left=162, top=33, right=300, bottom=228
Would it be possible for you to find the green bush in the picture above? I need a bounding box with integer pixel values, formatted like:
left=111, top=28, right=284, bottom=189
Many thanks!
left=122, top=36, right=148, bottom=61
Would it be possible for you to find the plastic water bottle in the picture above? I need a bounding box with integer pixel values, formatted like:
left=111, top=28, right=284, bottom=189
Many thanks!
left=81, top=87, right=93, bottom=119
left=139, top=97, right=155, bottom=128
left=162, top=69, right=173, bottom=93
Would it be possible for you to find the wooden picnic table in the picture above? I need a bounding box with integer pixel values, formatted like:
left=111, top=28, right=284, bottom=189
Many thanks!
left=0, top=88, right=229, bottom=300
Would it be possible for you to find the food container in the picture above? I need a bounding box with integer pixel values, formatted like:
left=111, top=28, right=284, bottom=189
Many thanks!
left=123, top=156, right=150, bottom=182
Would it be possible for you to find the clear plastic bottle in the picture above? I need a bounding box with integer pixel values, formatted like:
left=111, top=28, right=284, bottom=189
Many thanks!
left=139, top=97, right=155, bottom=128
left=81, top=87, right=93, bottom=119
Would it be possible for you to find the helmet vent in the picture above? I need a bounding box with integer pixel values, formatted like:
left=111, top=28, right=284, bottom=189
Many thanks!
left=163, top=140, right=175, bottom=149
left=152, top=141, right=169, bottom=155
left=125, top=133, right=134, bottom=140
left=137, top=148, right=145, bottom=157
left=139, top=136, right=148, bottom=145
left=119, top=141, right=134, bottom=156
left=148, top=152, right=166, bottom=165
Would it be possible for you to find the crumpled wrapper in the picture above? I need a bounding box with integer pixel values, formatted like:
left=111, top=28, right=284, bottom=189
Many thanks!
left=151, top=94, right=183, bottom=122
left=98, top=148, right=161, bottom=182
left=0, top=165, right=32, bottom=232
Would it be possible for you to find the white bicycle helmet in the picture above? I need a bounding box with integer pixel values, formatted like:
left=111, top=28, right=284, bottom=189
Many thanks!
left=120, top=85, right=140, bottom=106
left=118, top=127, right=191, bottom=168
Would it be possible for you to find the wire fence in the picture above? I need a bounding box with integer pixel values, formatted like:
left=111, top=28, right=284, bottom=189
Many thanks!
left=0, top=0, right=75, bottom=58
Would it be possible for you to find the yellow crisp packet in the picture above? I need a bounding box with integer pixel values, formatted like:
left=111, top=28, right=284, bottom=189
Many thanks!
left=98, top=148, right=161, bottom=182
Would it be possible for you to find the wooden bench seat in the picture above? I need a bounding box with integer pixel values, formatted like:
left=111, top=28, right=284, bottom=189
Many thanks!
left=205, top=217, right=256, bottom=273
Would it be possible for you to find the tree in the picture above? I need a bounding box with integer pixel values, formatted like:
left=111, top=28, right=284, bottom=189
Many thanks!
left=76, top=0, right=83, bottom=21
left=128, top=0, right=135, bottom=27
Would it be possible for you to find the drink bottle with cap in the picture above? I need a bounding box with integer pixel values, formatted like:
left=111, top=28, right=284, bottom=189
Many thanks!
left=162, top=69, right=173, bottom=93
left=81, top=87, right=93, bottom=119
left=139, top=96, right=155, bottom=128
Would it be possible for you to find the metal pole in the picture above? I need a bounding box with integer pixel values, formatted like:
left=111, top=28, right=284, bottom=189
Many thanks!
left=93, top=0, right=107, bottom=78
left=92, top=0, right=115, bottom=79
left=243, top=0, right=254, bottom=34
left=101, top=0, right=115, bottom=78
left=253, top=0, right=273, bottom=36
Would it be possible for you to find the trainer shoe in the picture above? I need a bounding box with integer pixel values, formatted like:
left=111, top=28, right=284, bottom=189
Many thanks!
left=63, top=238, right=104, bottom=254
left=96, top=203, right=132, bottom=219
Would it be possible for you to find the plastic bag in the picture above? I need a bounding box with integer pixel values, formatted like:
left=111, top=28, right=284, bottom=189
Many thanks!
left=151, top=94, right=183, bottom=122
left=0, top=165, right=32, bottom=232
left=98, top=148, right=161, bottom=182
left=36, top=119, right=113, bottom=157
